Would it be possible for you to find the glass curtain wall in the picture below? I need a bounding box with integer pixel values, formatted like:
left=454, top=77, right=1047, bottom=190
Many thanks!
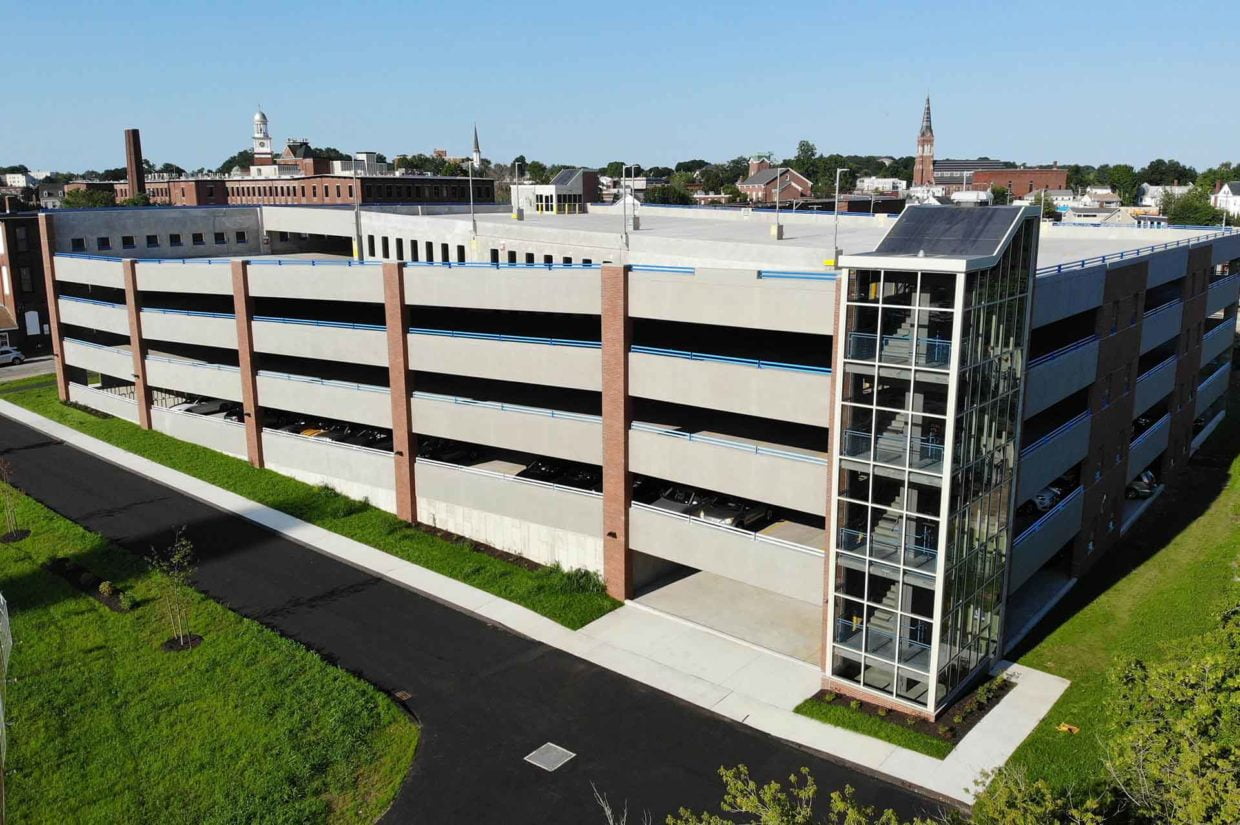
left=832, top=266, right=957, bottom=709
left=938, top=218, right=1037, bottom=704
left=830, top=216, right=1038, bottom=713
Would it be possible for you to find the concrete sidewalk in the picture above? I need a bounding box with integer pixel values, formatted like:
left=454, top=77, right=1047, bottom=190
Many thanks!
left=0, top=397, right=1069, bottom=804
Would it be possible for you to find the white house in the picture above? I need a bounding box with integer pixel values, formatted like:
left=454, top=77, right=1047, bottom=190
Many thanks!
left=1081, top=189, right=1122, bottom=208
left=1211, top=182, right=1240, bottom=217
left=1138, top=183, right=1191, bottom=209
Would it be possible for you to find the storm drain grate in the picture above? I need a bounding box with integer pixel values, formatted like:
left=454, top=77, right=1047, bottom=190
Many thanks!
left=393, top=690, right=412, bottom=701
left=524, top=742, right=575, bottom=772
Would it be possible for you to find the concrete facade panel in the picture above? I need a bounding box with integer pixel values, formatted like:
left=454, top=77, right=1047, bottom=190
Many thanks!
left=248, top=264, right=384, bottom=303
left=629, top=353, right=831, bottom=428
left=1030, top=267, right=1104, bottom=328
left=58, top=298, right=130, bottom=336
left=409, top=333, right=601, bottom=391
left=54, top=255, right=125, bottom=289
left=140, top=310, right=238, bottom=349
left=150, top=407, right=247, bottom=457
left=1144, top=247, right=1190, bottom=289
left=1201, top=324, right=1235, bottom=366
left=145, top=359, right=243, bottom=401
left=253, top=321, right=387, bottom=367
left=134, top=261, right=234, bottom=295
left=628, top=269, right=836, bottom=335
left=629, top=428, right=827, bottom=516
left=257, top=374, right=391, bottom=428
left=1127, top=416, right=1170, bottom=480
left=62, top=339, right=133, bottom=380
left=1016, top=414, right=1091, bottom=504
left=407, top=266, right=602, bottom=315
left=1023, top=339, right=1099, bottom=418
left=1206, top=276, right=1240, bottom=316
left=1196, top=365, right=1230, bottom=417
left=1139, top=302, right=1183, bottom=353
left=67, top=384, right=138, bottom=422
left=629, top=505, right=824, bottom=604
left=1133, top=357, right=1177, bottom=416
left=1009, top=490, right=1084, bottom=592
left=412, top=396, right=602, bottom=464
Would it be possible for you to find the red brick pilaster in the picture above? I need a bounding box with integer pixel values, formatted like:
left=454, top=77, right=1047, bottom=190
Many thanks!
left=383, top=262, right=417, bottom=522
left=601, top=264, right=632, bottom=600
left=121, top=260, right=152, bottom=429
left=36, top=214, right=68, bottom=401
left=231, top=261, right=264, bottom=467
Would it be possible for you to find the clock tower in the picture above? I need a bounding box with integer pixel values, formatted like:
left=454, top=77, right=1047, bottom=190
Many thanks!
left=253, top=108, right=274, bottom=166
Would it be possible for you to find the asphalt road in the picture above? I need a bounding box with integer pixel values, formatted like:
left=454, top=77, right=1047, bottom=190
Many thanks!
left=0, top=413, right=943, bottom=824
left=0, top=354, right=54, bottom=384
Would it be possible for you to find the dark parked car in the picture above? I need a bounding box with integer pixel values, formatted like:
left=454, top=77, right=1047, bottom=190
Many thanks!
left=649, top=485, right=708, bottom=515
left=185, top=399, right=237, bottom=416
left=631, top=475, right=660, bottom=504
left=516, top=459, right=568, bottom=482
left=555, top=466, right=602, bottom=492
left=418, top=437, right=482, bottom=465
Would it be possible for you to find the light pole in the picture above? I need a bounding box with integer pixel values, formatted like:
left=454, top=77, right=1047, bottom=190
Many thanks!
left=832, top=167, right=845, bottom=267
left=621, top=163, right=640, bottom=250
left=773, top=166, right=784, bottom=239
left=353, top=152, right=363, bottom=261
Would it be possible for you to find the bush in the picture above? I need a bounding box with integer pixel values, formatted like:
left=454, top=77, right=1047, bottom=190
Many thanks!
left=821, top=691, right=837, bottom=703
left=117, top=592, right=134, bottom=611
left=98, top=580, right=115, bottom=598
left=78, top=571, right=95, bottom=588
left=904, top=716, right=918, bottom=726
left=849, top=699, right=861, bottom=710
left=953, top=714, right=964, bottom=725
left=876, top=707, right=888, bottom=717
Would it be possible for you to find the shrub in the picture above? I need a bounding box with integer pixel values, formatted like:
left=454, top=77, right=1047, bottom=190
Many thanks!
left=904, top=716, right=918, bottom=726
left=876, top=707, right=889, bottom=717
left=937, top=724, right=952, bottom=737
left=79, top=571, right=95, bottom=588
left=117, top=592, right=134, bottom=611
left=98, top=580, right=115, bottom=598
left=953, top=714, right=965, bottom=725
left=849, top=699, right=861, bottom=710
left=822, top=691, right=837, bottom=703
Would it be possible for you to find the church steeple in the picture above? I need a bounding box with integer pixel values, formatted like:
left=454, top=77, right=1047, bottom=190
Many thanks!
left=913, top=96, right=935, bottom=186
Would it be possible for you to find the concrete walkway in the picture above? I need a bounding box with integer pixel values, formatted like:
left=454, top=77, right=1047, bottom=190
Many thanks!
left=0, top=397, right=1069, bottom=805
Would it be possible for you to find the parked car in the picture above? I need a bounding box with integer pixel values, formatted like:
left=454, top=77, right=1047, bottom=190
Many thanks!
left=341, top=428, right=391, bottom=449
left=631, top=475, right=660, bottom=504
left=1031, top=484, right=1065, bottom=513
left=276, top=419, right=311, bottom=433
left=516, top=459, right=568, bottom=482
left=168, top=398, right=203, bottom=412
left=310, top=429, right=350, bottom=442
left=555, top=466, right=603, bottom=492
left=418, top=437, right=482, bottom=465
left=649, top=485, right=707, bottom=515
left=696, top=495, right=773, bottom=529
left=223, top=407, right=245, bottom=423
left=185, top=399, right=236, bottom=417
left=1126, top=469, right=1157, bottom=499
left=0, top=346, right=25, bottom=366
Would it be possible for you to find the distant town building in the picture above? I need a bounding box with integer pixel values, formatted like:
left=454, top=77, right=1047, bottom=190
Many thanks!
left=1138, top=183, right=1192, bottom=209
left=737, top=158, right=812, bottom=203
left=0, top=213, right=51, bottom=354
left=913, top=97, right=934, bottom=186
left=511, top=168, right=599, bottom=214
left=1212, top=181, right=1240, bottom=217
left=854, top=176, right=907, bottom=194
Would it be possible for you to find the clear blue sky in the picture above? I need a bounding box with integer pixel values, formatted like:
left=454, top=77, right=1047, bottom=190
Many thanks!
left=4, top=0, right=1236, bottom=173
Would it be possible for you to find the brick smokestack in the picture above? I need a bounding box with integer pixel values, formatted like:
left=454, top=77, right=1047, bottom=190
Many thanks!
left=124, top=128, right=146, bottom=196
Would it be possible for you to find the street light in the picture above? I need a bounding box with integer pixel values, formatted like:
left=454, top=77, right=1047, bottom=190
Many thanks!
left=352, top=151, right=363, bottom=261
left=621, top=163, right=640, bottom=251
left=468, top=124, right=481, bottom=239
left=772, top=166, right=784, bottom=240
left=832, top=167, right=845, bottom=267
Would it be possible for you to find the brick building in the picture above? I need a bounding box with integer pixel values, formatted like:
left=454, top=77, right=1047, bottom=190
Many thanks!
left=0, top=212, right=52, bottom=353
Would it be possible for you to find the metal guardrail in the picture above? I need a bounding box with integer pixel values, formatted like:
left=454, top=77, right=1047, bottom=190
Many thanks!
left=842, top=429, right=945, bottom=466
left=156, top=405, right=246, bottom=429
left=1143, top=299, right=1182, bottom=319
left=1020, top=411, right=1090, bottom=457
left=1036, top=227, right=1240, bottom=276
left=1204, top=321, right=1235, bottom=342
left=629, top=264, right=695, bottom=274
left=248, top=259, right=378, bottom=267
left=147, top=354, right=240, bottom=371
left=1026, top=335, right=1098, bottom=369
left=415, top=456, right=603, bottom=499
left=1198, top=362, right=1231, bottom=393
left=59, top=294, right=124, bottom=309
left=835, top=527, right=938, bottom=562
left=629, top=421, right=828, bottom=464
left=1136, top=355, right=1176, bottom=384
left=143, top=306, right=236, bottom=320
left=630, top=500, right=824, bottom=556
left=55, top=252, right=125, bottom=263
left=406, top=260, right=601, bottom=271
left=261, top=425, right=394, bottom=456
left=630, top=344, right=830, bottom=375
left=757, top=269, right=838, bottom=281
left=62, top=336, right=127, bottom=353
left=411, top=390, right=602, bottom=423
left=1130, top=413, right=1170, bottom=448
left=844, top=332, right=952, bottom=367
left=408, top=327, right=600, bottom=348
left=257, top=370, right=387, bottom=392
left=254, top=315, right=383, bottom=331
left=1013, top=486, right=1083, bottom=546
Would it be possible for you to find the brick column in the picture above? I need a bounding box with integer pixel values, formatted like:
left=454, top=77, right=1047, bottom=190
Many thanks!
left=121, top=260, right=152, bottom=429
left=36, top=213, right=68, bottom=401
left=230, top=260, right=264, bottom=467
left=383, top=262, right=417, bottom=522
left=601, top=264, right=632, bottom=600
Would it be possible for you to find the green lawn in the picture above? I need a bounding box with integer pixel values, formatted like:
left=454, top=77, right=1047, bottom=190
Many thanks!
left=1007, top=387, right=1240, bottom=792
left=2, top=484, right=419, bottom=824
left=794, top=696, right=953, bottom=759
left=0, top=379, right=619, bottom=629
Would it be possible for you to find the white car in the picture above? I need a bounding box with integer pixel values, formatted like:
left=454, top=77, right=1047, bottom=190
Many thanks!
left=0, top=346, right=25, bottom=366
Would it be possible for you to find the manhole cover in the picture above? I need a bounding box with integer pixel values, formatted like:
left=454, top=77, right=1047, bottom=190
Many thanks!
left=524, top=742, right=575, bottom=772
